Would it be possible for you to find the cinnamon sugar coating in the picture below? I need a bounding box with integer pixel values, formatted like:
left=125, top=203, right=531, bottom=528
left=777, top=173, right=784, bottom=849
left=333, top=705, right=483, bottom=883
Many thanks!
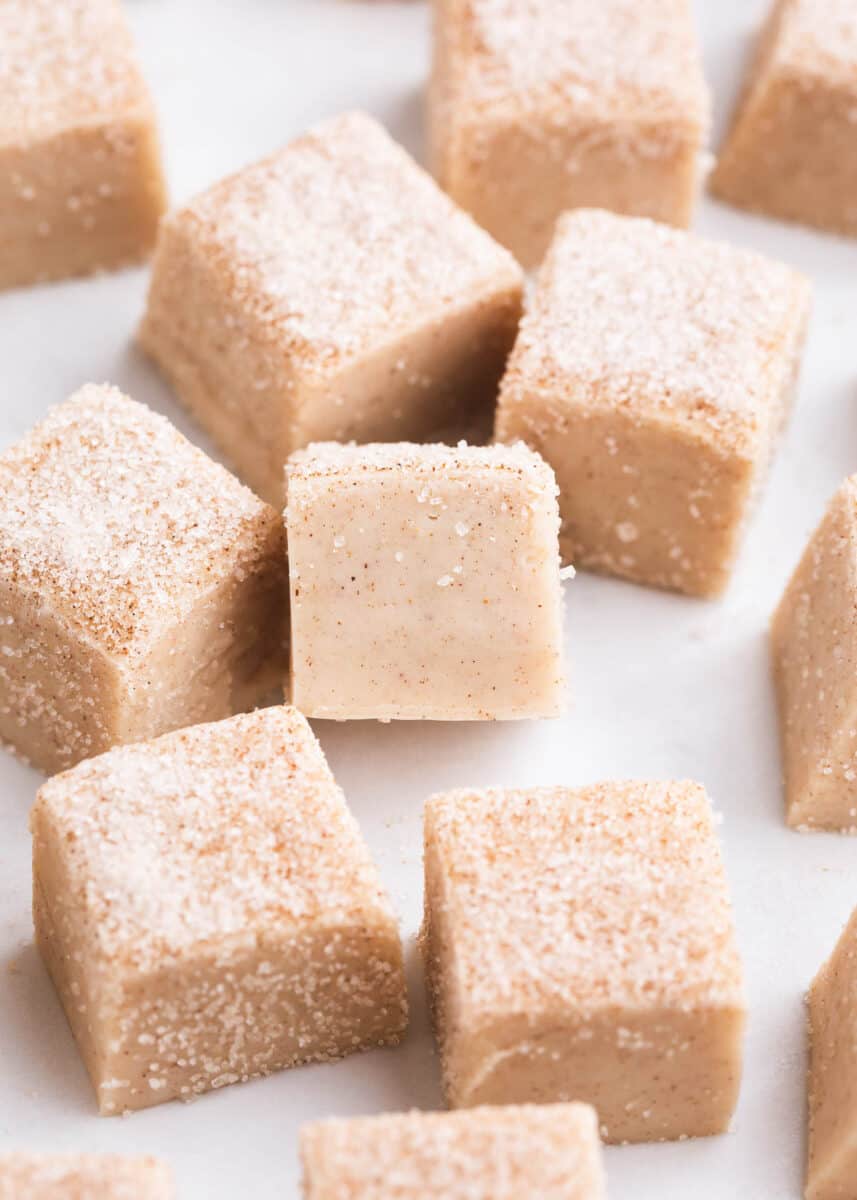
left=421, top=781, right=745, bottom=1143
left=0, top=1154, right=173, bottom=1200
left=140, top=111, right=522, bottom=504
left=285, top=440, right=565, bottom=721
left=712, top=0, right=857, bottom=238
left=300, top=1103, right=606, bottom=1199
left=31, top=706, right=407, bottom=1115
left=429, top=0, right=709, bottom=267
left=772, top=477, right=857, bottom=832
left=0, top=383, right=286, bottom=774
left=0, top=0, right=166, bottom=289
left=495, top=209, right=811, bottom=597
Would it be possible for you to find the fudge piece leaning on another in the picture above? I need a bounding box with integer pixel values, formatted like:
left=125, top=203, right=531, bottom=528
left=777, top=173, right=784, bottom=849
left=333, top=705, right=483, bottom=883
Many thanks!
left=429, top=0, right=709, bottom=267
left=495, top=208, right=811, bottom=597
left=0, top=1153, right=173, bottom=1200
left=771, top=476, right=857, bottom=832
left=0, top=0, right=167, bottom=290
left=31, top=705, right=407, bottom=1115
left=711, top=0, right=857, bottom=238
left=300, top=1103, right=607, bottom=1200
left=285, top=441, right=566, bottom=721
left=140, top=110, right=523, bottom=505
left=0, top=383, right=287, bottom=775
left=807, top=905, right=857, bottom=1200
left=421, top=781, right=746, bottom=1143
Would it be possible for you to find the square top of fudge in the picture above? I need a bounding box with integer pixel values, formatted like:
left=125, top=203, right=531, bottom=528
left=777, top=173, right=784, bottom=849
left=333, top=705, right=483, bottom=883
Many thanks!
left=0, top=0, right=155, bottom=146
left=500, top=208, right=810, bottom=467
left=158, top=111, right=521, bottom=383
left=31, top=706, right=397, bottom=977
left=0, top=383, right=278, bottom=662
left=425, top=780, right=744, bottom=1021
left=770, top=0, right=857, bottom=79
left=0, top=1153, right=172, bottom=1199
left=300, top=1103, right=605, bottom=1200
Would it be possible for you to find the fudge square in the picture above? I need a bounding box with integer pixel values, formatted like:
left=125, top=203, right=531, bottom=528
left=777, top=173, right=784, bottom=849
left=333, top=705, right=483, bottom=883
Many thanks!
left=0, top=1154, right=173, bottom=1199
left=0, top=0, right=166, bottom=290
left=31, top=705, right=408, bottom=1115
left=0, top=384, right=286, bottom=775
left=771, top=477, right=857, bottom=832
left=285, top=441, right=565, bottom=721
left=429, top=0, right=709, bottom=268
left=300, top=1103, right=606, bottom=1200
left=807, top=906, right=857, bottom=1200
left=495, top=209, right=811, bottom=597
left=711, top=0, right=857, bottom=239
left=139, top=111, right=523, bottom=506
left=421, top=782, right=746, bottom=1143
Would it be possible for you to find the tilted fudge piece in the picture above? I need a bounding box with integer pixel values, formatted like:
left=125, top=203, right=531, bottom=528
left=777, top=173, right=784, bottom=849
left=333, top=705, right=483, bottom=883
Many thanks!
left=429, top=0, right=709, bottom=268
left=808, top=906, right=857, bottom=1200
left=771, top=477, right=857, bottom=832
left=711, top=0, right=857, bottom=238
left=421, top=782, right=745, bottom=1143
left=300, top=1103, right=606, bottom=1200
left=31, top=705, right=407, bottom=1115
left=0, top=384, right=286, bottom=775
left=140, top=111, right=523, bottom=505
left=0, top=0, right=166, bottom=290
left=0, top=1154, right=172, bottom=1200
left=495, top=209, right=811, bottom=597
left=285, top=441, right=565, bottom=721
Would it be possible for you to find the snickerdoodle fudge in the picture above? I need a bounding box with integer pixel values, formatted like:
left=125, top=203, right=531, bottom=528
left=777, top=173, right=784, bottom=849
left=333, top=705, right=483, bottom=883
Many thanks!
left=300, top=1103, right=606, bottom=1200
left=421, top=782, right=745, bottom=1143
left=711, top=0, right=857, bottom=238
left=429, top=0, right=709, bottom=267
left=0, top=0, right=166, bottom=289
left=495, top=209, right=811, bottom=596
left=140, top=112, right=523, bottom=505
left=0, top=1154, right=173, bottom=1199
left=771, top=477, right=857, bottom=832
left=0, top=383, right=286, bottom=775
left=807, top=906, right=857, bottom=1200
left=31, top=705, right=407, bottom=1115
left=285, top=441, right=565, bottom=721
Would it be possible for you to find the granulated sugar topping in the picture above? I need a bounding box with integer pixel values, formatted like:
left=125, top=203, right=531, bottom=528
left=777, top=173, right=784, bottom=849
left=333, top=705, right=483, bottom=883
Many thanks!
left=0, top=384, right=271, bottom=655
left=0, top=1153, right=170, bottom=1200
left=426, top=781, right=745, bottom=1015
left=779, top=0, right=857, bottom=81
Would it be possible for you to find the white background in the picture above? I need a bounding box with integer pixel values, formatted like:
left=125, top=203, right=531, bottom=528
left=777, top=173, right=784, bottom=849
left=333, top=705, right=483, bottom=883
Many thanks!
left=0, top=1, right=856, bottom=1195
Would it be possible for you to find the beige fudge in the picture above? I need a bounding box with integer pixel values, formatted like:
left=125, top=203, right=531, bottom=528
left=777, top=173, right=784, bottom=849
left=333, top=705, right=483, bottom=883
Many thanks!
left=807, top=907, right=857, bottom=1200
left=429, top=0, right=709, bottom=268
left=285, top=441, right=565, bottom=721
left=421, top=782, right=746, bottom=1143
left=0, top=0, right=166, bottom=290
left=300, top=1103, right=606, bottom=1200
left=31, top=705, right=407, bottom=1115
left=771, top=477, right=857, bottom=832
left=711, top=0, right=857, bottom=238
left=495, top=209, right=811, bottom=597
left=0, top=383, right=286, bottom=776
left=140, top=112, right=523, bottom=505
left=0, top=1154, right=172, bottom=1199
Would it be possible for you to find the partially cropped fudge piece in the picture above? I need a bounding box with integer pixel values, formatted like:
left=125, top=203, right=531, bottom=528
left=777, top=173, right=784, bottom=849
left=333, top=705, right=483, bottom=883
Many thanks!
left=0, top=384, right=286, bottom=775
left=771, top=478, right=857, bottom=832
left=32, top=705, right=407, bottom=1115
left=300, top=1103, right=606, bottom=1200
left=286, top=441, right=565, bottom=721
left=0, top=1154, right=173, bottom=1199
left=496, top=209, right=811, bottom=597
left=140, top=111, right=523, bottom=504
left=421, top=782, right=745, bottom=1143
left=711, top=0, right=857, bottom=238
left=429, top=0, right=709, bottom=267
left=0, top=0, right=166, bottom=289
